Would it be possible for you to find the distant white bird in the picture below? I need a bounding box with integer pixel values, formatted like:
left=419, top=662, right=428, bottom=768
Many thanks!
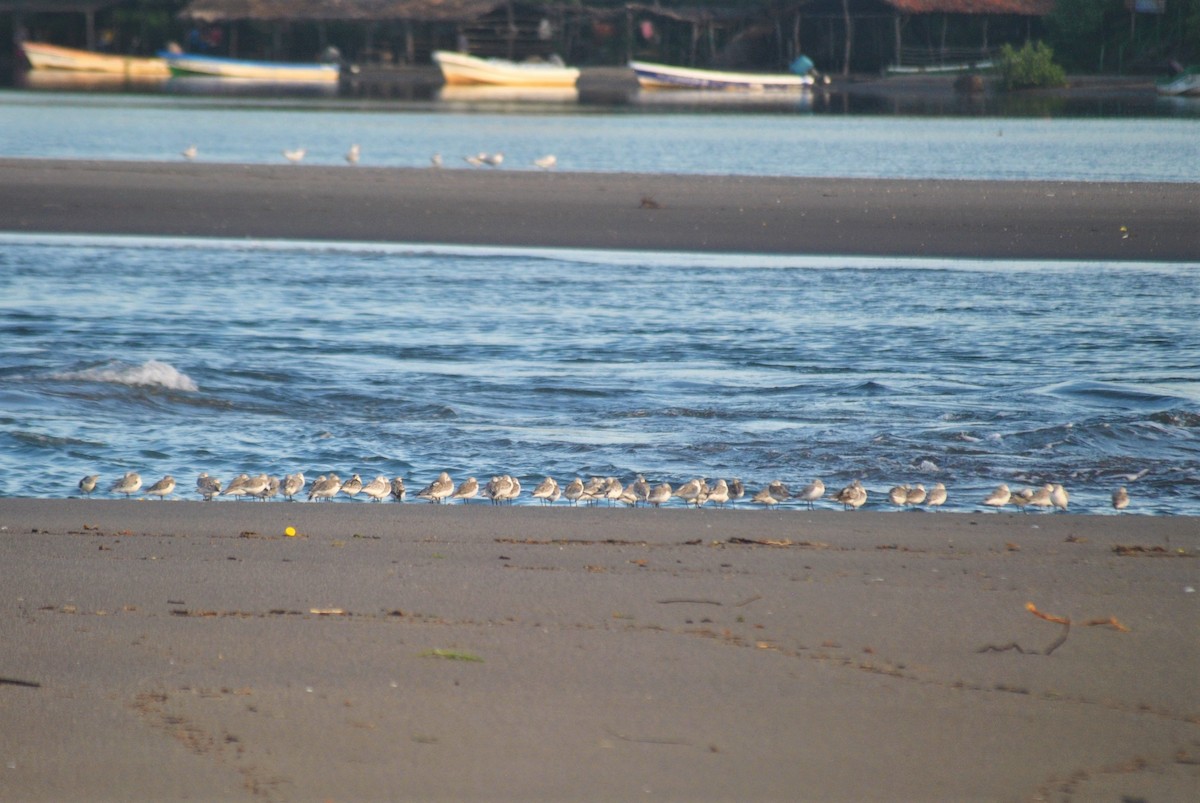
left=451, top=476, right=479, bottom=503
left=340, top=473, right=364, bottom=499
left=345, top=143, right=361, bottom=164
left=430, top=153, right=443, bottom=168
left=464, top=153, right=485, bottom=167
left=1112, top=486, right=1130, bottom=511
left=533, top=154, right=557, bottom=170
left=78, top=474, right=99, bottom=497
left=181, top=144, right=198, bottom=160
left=1027, top=483, right=1054, bottom=510
left=221, top=473, right=250, bottom=499
left=308, top=474, right=340, bottom=502
left=751, top=487, right=779, bottom=507
left=531, top=477, right=559, bottom=505
left=707, top=478, right=731, bottom=507
left=416, top=471, right=454, bottom=503
left=481, top=152, right=503, bottom=167
left=562, top=477, right=585, bottom=506
left=283, top=148, right=306, bottom=163
left=389, top=477, right=406, bottom=502
left=888, top=485, right=910, bottom=507
left=905, top=484, right=927, bottom=506
left=196, top=472, right=222, bottom=501
left=281, top=472, right=305, bottom=501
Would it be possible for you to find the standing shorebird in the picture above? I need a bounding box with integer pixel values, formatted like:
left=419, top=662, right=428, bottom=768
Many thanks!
left=221, top=473, right=251, bottom=499
left=888, top=485, right=909, bottom=507
left=390, top=477, right=407, bottom=502
left=452, top=476, right=480, bottom=504
left=1027, top=483, right=1054, bottom=510
left=416, top=471, right=454, bottom=503
left=905, top=484, right=927, bottom=507
left=307, top=474, right=341, bottom=502
left=707, top=478, right=731, bottom=507
left=533, top=154, right=557, bottom=170
left=751, top=486, right=780, bottom=507
left=562, top=478, right=585, bottom=506
left=1050, top=483, right=1069, bottom=512
left=78, top=474, right=99, bottom=497
left=110, top=471, right=142, bottom=498
left=1112, top=486, right=1130, bottom=511
left=345, top=143, right=361, bottom=164
left=982, top=483, right=1011, bottom=510
left=283, top=147, right=306, bottom=163
left=531, top=477, right=559, bottom=505
left=181, top=144, right=198, bottom=160
left=144, top=475, right=176, bottom=500
left=281, top=472, right=305, bottom=501
left=925, top=482, right=947, bottom=511
left=794, top=478, right=825, bottom=509
left=340, top=473, right=364, bottom=500
left=362, top=475, right=390, bottom=502
left=196, top=472, right=222, bottom=501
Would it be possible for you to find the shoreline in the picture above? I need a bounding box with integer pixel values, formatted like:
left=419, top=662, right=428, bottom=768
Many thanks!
left=2, top=498, right=1197, bottom=800
left=3, top=158, right=1197, bottom=260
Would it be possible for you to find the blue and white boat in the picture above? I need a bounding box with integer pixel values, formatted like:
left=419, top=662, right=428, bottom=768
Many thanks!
left=159, top=51, right=340, bottom=83
left=630, top=60, right=814, bottom=92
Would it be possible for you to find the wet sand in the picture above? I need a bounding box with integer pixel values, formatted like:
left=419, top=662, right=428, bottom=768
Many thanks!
left=1, top=498, right=1197, bottom=800
left=2, top=158, right=1196, bottom=260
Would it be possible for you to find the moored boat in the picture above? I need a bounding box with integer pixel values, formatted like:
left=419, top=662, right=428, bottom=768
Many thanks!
left=630, top=60, right=814, bottom=92
left=1157, top=67, right=1200, bottom=96
left=432, top=50, right=579, bottom=88
left=20, top=41, right=169, bottom=77
left=159, top=51, right=340, bottom=83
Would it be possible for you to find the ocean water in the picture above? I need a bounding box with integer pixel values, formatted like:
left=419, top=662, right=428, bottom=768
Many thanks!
left=2, top=90, right=1199, bottom=182
left=2, top=234, right=1198, bottom=515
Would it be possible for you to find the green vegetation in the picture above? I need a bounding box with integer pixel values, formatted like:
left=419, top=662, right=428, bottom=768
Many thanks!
left=996, top=41, right=1067, bottom=90
left=420, top=648, right=483, bottom=662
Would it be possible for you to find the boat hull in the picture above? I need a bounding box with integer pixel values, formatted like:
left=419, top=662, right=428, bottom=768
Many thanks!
left=432, top=51, right=579, bottom=88
left=160, top=53, right=339, bottom=83
left=630, top=60, right=813, bottom=92
left=1157, top=71, right=1200, bottom=96
left=21, top=42, right=169, bottom=77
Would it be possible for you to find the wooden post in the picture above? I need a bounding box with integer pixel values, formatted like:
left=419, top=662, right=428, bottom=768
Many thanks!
left=84, top=9, right=95, bottom=50
left=893, top=13, right=901, bottom=68
left=841, top=0, right=852, bottom=76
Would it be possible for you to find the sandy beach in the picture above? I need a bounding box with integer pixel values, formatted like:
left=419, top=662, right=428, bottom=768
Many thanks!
left=2, top=158, right=1197, bottom=260
left=1, top=499, right=1197, bottom=801
left=2, top=158, right=1198, bottom=800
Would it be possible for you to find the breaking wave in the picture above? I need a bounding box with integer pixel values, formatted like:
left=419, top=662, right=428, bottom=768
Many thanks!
left=51, top=360, right=199, bottom=392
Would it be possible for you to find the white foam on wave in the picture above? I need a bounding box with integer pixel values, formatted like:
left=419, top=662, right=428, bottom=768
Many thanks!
left=52, top=359, right=199, bottom=392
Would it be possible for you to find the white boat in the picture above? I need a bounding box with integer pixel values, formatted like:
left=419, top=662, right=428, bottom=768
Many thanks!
left=432, top=51, right=579, bottom=88
left=1157, top=68, right=1200, bottom=96
left=20, top=41, right=169, bottom=77
left=160, top=52, right=339, bottom=83
left=630, top=60, right=814, bottom=92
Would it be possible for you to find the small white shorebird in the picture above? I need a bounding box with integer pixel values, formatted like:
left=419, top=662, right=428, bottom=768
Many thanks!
left=256, top=476, right=280, bottom=501
left=925, top=482, right=947, bottom=511
left=345, top=143, right=361, bottom=164
left=196, top=472, right=222, bottom=500
left=221, top=473, right=251, bottom=499
left=767, top=480, right=790, bottom=503
left=533, top=154, right=556, bottom=170
left=110, top=471, right=142, bottom=498
left=307, top=474, right=341, bottom=502
left=340, top=473, right=364, bottom=500
left=144, top=475, right=176, bottom=500
left=416, top=471, right=454, bottom=503
left=481, top=152, right=503, bottom=167
left=283, top=147, right=306, bottom=163
left=982, top=483, right=1011, bottom=510
left=1112, top=486, right=1130, bottom=511
left=629, top=475, right=650, bottom=507
left=531, top=477, right=559, bottom=505
left=1027, top=483, right=1054, bottom=510
left=181, top=144, right=198, bottom=160
left=905, top=484, right=927, bottom=507
left=430, top=153, right=443, bottom=168
left=281, top=472, right=305, bottom=501
left=1050, top=483, right=1070, bottom=512
left=751, top=486, right=779, bottom=507
left=451, top=476, right=480, bottom=504
left=647, top=482, right=672, bottom=508
left=832, top=480, right=866, bottom=511
left=362, top=475, right=390, bottom=502
left=888, top=485, right=909, bottom=507
left=562, top=477, right=585, bottom=506
left=78, top=474, right=99, bottom=497
left=464, top=153, right=485, bottom=167
left=241, top=473, right=271, bottom=500
left=794, top=478, right=825, bottom=509
left=707, top=478, right=731, bottom=507
left=674, top=478, right=705, bottom=507
left=728, top=478, right=745, bottom=504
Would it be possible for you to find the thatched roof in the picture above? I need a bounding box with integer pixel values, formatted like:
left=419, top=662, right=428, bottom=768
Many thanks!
left=884, top=0, right=1054, bottom=14
left=178, top=0, right=508, bottom=24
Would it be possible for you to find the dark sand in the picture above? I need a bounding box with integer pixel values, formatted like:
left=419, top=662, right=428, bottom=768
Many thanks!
left=2, top=158, right=1196, bottom=260
left=1, top=499, right=1197, bottom=801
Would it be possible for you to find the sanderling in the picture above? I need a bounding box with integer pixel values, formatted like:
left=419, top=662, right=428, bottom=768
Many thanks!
left=362, top=475, right=390, bottom=502
left=110, top=471, right=142, bottom=498
left=794, top=478, right=825, bottom=509
left=144, top=475, right=176, bottom=499
left=78, top=474, right=99, bottom=497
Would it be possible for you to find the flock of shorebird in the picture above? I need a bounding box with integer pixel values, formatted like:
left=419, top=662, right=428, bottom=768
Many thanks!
left=78, top=471, right=1133, bottom=512
left=180, top=143, right=556, bottom=170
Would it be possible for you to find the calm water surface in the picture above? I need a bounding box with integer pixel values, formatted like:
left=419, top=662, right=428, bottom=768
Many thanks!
left=2, top=235, right=1198, bottom=515
left=1, top=90, right=1198, bottom=182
